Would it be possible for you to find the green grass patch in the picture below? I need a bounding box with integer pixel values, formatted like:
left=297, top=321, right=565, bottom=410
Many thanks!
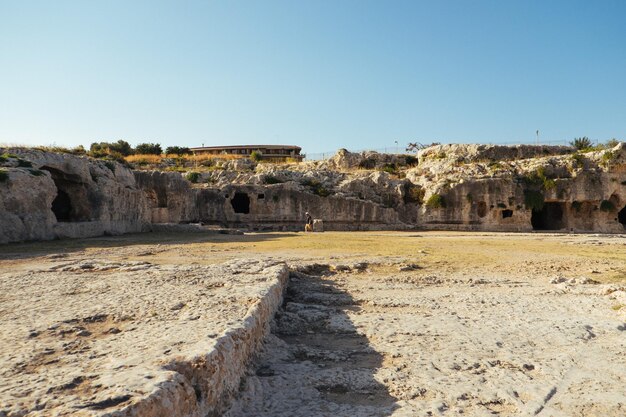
left=543, top=178, right=556, bottom=190
left=250, top=151, right=262, bottom=162
left=522, top=167, right=557, bottom=192
left=601, top=151, right=615, bottom=167
left=571, top=153, right=585, bottom=168
left=521, top=171, right=543, bottom=187
left=602, top=151, right=615, bottom=161
left=524, top=190, right=544, bottom=211
left=185, top=172, right=200, bottom=183
left=425, top=193, right=445, bottom=209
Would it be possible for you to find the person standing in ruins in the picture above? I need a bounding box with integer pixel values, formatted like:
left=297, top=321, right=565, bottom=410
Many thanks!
left=305, top=211, right=313, bottom=232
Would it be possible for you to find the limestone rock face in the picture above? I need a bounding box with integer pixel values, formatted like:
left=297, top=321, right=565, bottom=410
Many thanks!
left=0, top=168, right=57, bottom=243
left=196, top=183, right=407, bottom=231
left=327, top=148, right=364, bottom=170
left=324, top=148, right=416, bottom=171
left=417, top=143, right=574, bottom=165
left=1, top=143, right=625, bottom=243
left=0, top=149, right=150, bottom=243
left=133, top=171, right=198, bottom=223
left=220, top=158, right=256, bottom=171
left=0, top=255, right=289, bottom=417
left=410, top=142, right=626, bottom=232
left=336, top=171, right=408, bottom=207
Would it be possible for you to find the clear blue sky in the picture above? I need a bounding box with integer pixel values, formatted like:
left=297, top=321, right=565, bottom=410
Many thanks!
left=1, top=0, right=625, bottom=154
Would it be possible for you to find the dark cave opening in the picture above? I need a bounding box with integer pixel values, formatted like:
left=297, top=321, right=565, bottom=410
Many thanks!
left=501, top=209, right=513, bottom=219
left=618, top=206, right=626, bottom=228
left=531, top=202, right=565, bottom=230
left=231, top=192, right=250, bottom=214
left=51, top=190, right=73, bottom=222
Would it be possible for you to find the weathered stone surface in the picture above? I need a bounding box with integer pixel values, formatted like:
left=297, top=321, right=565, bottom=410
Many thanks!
left=1, top=231, right=625, bottom=416
left=324, top=148, right=416, bottom=171
left=226, top=239, right=626, bottom=417
left=133, top=170, right=197, bottom=223
left=0, top=255, right=288, bottom=417
left=417, top=143, right=574, bottom=164
left=0, top=168, right=57, bottom=244
left=199, top=184, right=408, bottom=231
left=0, top=149, right=150, bottom=243
left=409, top=142, right=626, bottom=233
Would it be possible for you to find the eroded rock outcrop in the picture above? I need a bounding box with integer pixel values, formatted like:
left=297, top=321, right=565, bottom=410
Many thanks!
left=408, top=142, right=626, bottom=233
left=0, top=149, right=150, bottom=243
left=1, top=143, right=625, bottom=243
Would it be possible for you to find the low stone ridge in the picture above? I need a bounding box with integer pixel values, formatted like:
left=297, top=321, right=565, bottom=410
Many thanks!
left=0, top=257, right=288, bottom=417
left=1, top=142, right=625, bottom=243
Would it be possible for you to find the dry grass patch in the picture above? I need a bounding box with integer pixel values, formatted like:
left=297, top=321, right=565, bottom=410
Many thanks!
left=125, top=154, right=163, bottom=164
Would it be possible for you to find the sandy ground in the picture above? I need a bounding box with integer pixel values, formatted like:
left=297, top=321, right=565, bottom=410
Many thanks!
left=1, top=231, right=625, bottom=416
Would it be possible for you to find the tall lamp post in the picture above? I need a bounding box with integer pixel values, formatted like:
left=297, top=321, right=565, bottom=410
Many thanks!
left=394, top=140, right=398, bottom=154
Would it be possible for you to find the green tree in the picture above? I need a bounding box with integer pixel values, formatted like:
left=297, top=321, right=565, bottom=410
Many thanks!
left=90, top=140, right=134, bottom=157
left=135, top=143, right=162, bottom=155
left=570, top=137, right=592, bottom=150
left=165, top=146, right=192, bottom=155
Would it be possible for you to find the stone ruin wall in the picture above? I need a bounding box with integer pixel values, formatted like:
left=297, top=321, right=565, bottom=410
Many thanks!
left=1, top=144, right=625, bottom=244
